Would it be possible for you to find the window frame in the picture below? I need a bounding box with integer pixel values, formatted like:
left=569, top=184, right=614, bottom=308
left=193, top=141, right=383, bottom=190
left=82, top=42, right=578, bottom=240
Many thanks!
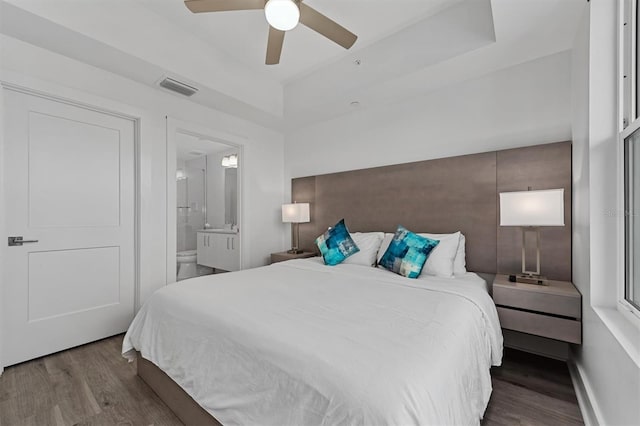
left=620, top=0, right=640, bottom=325
left=621, top=125, right=640, bottom=320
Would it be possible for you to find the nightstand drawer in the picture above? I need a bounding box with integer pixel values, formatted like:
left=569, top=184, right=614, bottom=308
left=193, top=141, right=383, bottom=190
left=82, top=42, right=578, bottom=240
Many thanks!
left=496, top=307, right=582, bottom=344
left=493, top=284, right=581, bottom=319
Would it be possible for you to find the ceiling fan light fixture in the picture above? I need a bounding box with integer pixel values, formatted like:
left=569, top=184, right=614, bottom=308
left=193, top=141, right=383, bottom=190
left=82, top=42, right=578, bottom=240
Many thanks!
left=265, top=0, right=300, bottom=31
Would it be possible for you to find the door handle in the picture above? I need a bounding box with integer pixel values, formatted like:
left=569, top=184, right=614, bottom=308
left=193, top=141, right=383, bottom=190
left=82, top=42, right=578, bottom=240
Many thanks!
left=226, top=237, right=230, bottom=250
left=231, top=238, right=234, bottom=250
left=8, top=236, right=39, bottom=246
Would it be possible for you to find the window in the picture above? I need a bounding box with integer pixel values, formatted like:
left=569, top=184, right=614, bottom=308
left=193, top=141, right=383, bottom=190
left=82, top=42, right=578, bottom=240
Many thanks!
left=622, top=0, right=640, bottom=318
left=622, top=0, right=638, bottom=127
left=636, top=0, right=639, bottom=119
left=625, top=130, right=640, bottom=310
left=621, top=0, right=640, bottom=320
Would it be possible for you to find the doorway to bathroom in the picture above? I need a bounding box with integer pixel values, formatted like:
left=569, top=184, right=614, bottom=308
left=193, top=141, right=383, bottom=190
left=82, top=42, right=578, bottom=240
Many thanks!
left=167, top=119, right=242, bottom=283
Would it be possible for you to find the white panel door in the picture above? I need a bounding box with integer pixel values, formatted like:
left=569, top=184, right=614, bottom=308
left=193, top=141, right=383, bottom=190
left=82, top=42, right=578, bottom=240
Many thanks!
left=2, top=89, right=135, bottom=366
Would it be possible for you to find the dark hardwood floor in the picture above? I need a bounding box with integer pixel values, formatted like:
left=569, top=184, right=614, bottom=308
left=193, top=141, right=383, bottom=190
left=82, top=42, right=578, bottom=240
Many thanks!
left=0, top=336, right=180, bottom=426
left=0, top=335, right=583, bottom=426
left=483, top=349, right=583, bottom=426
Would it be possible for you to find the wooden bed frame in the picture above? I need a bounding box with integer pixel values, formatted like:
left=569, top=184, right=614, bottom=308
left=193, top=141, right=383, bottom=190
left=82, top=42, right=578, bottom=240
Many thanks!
left=137, top=353, right=221, bottom=425
left=137, top=141, right=572, bottom=424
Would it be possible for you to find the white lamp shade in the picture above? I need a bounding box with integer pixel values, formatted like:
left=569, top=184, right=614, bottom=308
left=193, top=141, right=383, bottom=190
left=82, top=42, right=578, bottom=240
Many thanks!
left=282, top=203, right=310, bottom=223
left=500, top=189, right=565, bottom=226
left=265, top=0, right=300, bottom=31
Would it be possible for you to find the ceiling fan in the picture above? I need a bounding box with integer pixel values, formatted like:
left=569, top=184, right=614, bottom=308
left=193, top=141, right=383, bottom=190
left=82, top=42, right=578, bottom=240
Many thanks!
left=184, top=0, right=358, bottom=65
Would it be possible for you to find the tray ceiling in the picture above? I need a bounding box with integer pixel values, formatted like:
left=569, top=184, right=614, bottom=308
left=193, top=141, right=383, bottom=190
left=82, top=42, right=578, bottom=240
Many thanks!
left=1, top=0, right=586, bottom=129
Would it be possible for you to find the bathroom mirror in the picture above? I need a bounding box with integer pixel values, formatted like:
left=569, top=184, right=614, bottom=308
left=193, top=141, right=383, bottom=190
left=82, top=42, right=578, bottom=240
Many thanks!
left=175, top=132, right=240, bottom=281
left=225, top=168, right=237, bottom=225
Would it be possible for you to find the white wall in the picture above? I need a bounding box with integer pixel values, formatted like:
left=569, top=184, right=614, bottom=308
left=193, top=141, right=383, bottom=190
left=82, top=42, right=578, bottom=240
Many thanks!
left=285, top=51, right=572, bottom=180
left=570, top=3, right=640, bottom=425
left=0, top=34, right=285, bottom=312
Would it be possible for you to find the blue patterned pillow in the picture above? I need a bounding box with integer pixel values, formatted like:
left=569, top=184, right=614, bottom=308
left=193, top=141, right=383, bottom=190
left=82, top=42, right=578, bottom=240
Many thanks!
left=378, top=225, right=439, bottom=278
left=315, top=219, right=360, bottom=266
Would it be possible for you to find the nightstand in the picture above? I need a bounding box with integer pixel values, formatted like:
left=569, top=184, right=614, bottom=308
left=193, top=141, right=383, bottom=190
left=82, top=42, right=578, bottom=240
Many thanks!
left=270, top=251, right=317, bottom=264
left=493, top=274, right=582, bottom=345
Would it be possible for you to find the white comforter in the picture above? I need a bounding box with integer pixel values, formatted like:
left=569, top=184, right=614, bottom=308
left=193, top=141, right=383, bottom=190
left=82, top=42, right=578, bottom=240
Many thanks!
left=123, top=259, right=503, bottom=426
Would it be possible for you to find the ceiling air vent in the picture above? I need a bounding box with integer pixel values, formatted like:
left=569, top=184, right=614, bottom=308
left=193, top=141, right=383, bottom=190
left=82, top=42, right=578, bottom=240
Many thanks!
left=159, top=77, right=198, bottom=97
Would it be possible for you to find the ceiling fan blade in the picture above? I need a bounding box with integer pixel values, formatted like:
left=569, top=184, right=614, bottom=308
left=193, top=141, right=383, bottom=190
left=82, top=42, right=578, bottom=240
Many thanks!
left=299, top=3, right=357, bottom=49
left=184, top=0, right=265, bottom=13
left=266, top=26, right=285, bottom=65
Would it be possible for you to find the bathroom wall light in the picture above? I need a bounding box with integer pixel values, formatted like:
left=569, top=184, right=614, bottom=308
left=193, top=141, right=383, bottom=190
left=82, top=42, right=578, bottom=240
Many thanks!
left=176, top=169, right=187, bottom=180
left=221, top=154, right=238, bottom=168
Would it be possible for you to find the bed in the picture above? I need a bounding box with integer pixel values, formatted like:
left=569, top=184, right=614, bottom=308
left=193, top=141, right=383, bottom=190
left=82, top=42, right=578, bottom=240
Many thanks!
left=122, top=141, right=574, bottom=425
left=123, top=258, right=502, bottom=425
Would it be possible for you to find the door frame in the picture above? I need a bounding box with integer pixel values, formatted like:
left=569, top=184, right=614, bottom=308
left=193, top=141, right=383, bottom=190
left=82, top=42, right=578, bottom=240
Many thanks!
left=166, top=117, right=246, bottom=284
left=0, top=82, right=141, bottom=371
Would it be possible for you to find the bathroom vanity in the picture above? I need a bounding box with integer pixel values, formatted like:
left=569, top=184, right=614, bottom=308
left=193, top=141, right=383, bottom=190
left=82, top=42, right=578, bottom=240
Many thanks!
left=197, top=229, right=240, bottom=272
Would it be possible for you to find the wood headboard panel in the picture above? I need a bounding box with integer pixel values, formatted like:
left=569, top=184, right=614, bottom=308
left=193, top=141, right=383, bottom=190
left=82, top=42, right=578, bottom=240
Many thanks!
left=292, top=141, right=572, bottom=280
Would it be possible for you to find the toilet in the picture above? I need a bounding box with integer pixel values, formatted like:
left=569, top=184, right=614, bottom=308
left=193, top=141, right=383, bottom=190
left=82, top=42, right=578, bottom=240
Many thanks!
left=176, top=250, right=197, bottom=281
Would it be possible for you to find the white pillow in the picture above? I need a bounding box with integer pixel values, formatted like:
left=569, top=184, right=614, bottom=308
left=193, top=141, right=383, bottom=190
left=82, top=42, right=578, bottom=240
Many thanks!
left=418, top=232, right=460, bottom=278
left=377, top=231, right=466, bottom=277
left=377, top=233, right=394, bottom=264
left=418, top=232, right=467, bottom=275
left=343, top=232, right=384, bottom=266
left=454, top=234, right=467, bottom=275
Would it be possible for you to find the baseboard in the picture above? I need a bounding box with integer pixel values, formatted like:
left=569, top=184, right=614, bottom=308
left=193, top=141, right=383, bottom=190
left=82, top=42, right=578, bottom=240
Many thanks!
left=567, top=359, right=604, bottom=426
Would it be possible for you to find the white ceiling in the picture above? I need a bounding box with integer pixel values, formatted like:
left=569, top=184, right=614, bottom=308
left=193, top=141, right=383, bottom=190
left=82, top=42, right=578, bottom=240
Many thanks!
left=0, top=0, right=587, bottom=130
left=135, top=0, right=456, bottom=83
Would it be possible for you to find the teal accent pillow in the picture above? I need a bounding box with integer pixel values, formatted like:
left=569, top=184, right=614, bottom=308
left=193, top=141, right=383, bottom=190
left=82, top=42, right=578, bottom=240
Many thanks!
left=315, top=219, right=360, bottom=266
left=378, top=225, right=439, bottom=278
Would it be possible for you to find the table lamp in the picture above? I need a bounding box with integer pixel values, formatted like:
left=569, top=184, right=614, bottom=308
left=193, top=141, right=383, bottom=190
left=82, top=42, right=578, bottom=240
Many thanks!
left=282, top=202, right=310, bottom=254
left=499, top=188, right=565, bottom=285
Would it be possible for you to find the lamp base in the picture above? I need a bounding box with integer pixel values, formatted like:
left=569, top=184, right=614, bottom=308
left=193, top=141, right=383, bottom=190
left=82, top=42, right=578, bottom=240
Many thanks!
left=287, top=248, right=303, bottom=254
left=515, top=274, right=549, bottom=286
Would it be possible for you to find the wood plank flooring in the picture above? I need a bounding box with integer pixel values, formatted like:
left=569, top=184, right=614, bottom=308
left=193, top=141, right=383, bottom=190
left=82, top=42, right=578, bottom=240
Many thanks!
left=483, top=349, right=584, bottom=426
left=0, top=335, right=583, bottom=425
left=0, top=335, right=180, bottom=426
